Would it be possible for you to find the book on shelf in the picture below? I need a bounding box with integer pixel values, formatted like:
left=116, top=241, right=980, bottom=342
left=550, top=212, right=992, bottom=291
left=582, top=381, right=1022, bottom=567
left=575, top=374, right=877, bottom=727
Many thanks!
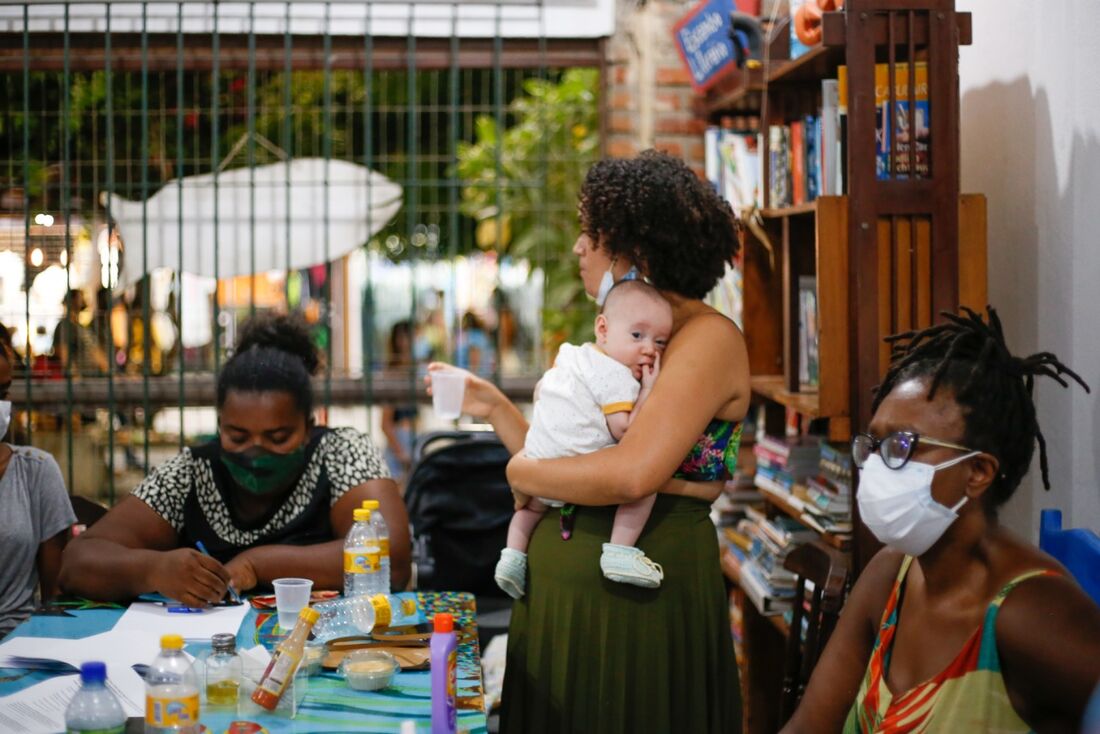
left=856, top=61, right=930, bottom=180
left=805, top=114, right=821, bottom=202
left=740, top=560, right=795, bottom=616
left=798, top=275, right=819, bottom=389
left=790, top=120, right=806, bottom=205
left=768, top=125, right=792, bottom=209
left=838, top=66, right=849, bottom=193
left=820, top=79, right=841, bottom=195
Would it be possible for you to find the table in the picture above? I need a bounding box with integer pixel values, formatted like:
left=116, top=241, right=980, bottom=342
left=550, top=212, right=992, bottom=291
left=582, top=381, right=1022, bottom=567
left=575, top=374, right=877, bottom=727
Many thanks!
left=0, top=592, right=488, bottom=734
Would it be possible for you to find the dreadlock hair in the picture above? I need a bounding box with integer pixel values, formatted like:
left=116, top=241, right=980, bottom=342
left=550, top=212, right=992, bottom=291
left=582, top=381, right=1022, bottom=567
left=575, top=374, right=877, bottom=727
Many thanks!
left=216, top=312, right=322, bottom=417
left=872, top=305, right=1090, bottom=506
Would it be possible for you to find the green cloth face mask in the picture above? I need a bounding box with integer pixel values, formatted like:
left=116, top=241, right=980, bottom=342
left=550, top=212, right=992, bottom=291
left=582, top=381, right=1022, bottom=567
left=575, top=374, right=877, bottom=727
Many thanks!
left=220, top=445, right=307, bottom=496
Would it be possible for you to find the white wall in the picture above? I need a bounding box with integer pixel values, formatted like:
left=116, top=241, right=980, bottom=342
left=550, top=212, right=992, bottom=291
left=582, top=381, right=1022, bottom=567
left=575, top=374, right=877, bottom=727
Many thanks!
left=957, top=1, right=1100, bottom=538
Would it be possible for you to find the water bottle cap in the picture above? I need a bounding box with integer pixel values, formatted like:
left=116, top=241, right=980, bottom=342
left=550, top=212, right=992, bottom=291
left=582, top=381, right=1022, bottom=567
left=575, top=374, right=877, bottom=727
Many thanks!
left=160, top=634, right=184, bottom=650
left=353, top=508, right=371, bottom=522
left=79, top=661, right=107, bottom=684
left=361, top=500, right=380, bottom=510
left=299, top=607, right=320, bottom=625
left=433, top=613, right=454, bottom=633
left=211, top=633, right=237, bottom=653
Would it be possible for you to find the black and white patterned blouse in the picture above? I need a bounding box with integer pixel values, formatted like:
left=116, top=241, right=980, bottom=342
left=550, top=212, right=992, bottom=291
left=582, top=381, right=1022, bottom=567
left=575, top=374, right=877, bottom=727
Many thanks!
left=131, top=426, right=390, bottom=563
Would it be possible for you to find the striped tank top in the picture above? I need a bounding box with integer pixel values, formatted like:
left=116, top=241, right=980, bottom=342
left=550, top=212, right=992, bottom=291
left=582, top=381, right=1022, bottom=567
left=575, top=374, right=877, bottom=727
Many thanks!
left=844, top=556, right=1057, bottom=733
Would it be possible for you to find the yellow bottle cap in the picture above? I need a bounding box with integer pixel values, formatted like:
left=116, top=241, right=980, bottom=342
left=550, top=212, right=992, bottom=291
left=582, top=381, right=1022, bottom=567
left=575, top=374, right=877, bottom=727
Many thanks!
left=361, top=500, right=380, bottom=510
left=353, top=508, right=371, bottom=522
left=160, top=634, right=184, bottom=650
left=299, top=607, right=320, bottom=625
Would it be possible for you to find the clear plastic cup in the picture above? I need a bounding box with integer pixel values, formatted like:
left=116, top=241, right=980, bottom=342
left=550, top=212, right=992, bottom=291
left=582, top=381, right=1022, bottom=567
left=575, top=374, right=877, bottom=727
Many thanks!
left=430, top=370, right=466, bottom=419
left=272, top=578, right=313, bottom=630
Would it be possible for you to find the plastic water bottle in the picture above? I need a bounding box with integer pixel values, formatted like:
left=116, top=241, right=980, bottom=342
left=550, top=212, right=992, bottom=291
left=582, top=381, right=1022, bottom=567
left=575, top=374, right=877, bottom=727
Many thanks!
left=312, top=593, right=421, bottom=642
left=65, top=661, right=126, bottom=734
left=144, top=634, right=200, bottom=734
left=344, top=508, right=381, bottom=597
left=362, top=500, right=391, bottom=593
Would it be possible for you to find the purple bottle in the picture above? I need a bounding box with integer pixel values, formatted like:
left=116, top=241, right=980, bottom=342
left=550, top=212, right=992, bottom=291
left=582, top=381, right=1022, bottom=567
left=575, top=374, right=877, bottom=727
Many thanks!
left=430, top=613, right=457, bottom=734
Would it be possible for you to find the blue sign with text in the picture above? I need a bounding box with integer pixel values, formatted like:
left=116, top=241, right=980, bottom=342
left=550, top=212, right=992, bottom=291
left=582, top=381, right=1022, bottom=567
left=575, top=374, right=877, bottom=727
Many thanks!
left=673, top=0, right=736, bottom=92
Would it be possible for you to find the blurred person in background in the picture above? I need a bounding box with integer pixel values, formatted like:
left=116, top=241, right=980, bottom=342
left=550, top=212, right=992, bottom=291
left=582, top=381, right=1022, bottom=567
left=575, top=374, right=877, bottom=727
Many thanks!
left=381, top=320, right=417, bottom=485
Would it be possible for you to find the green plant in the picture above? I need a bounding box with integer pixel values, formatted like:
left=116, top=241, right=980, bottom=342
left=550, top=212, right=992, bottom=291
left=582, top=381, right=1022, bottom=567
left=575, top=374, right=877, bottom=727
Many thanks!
left=454, top=68, right=600, bottom=360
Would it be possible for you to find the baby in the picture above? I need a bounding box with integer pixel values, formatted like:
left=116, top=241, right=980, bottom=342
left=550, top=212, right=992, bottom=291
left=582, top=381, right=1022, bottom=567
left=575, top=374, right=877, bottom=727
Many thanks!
left=494, top=280, right=673, bottom=599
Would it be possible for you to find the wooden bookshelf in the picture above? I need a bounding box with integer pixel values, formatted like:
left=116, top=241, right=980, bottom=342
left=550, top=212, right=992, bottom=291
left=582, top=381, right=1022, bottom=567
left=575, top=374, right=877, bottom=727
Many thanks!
left=760, top=200, right=818, bottom=219
left=766, top=44, right=845, bottom=85
left=703, top=4, right=985, bottom=730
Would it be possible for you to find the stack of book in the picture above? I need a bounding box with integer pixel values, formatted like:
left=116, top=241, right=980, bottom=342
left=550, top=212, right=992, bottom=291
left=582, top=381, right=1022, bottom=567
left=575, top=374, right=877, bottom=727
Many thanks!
left=737, top=507, right=818, bottom=616
left=793, top=442, right=854, bottom=536
left=752, top=434, right=822, bottom=496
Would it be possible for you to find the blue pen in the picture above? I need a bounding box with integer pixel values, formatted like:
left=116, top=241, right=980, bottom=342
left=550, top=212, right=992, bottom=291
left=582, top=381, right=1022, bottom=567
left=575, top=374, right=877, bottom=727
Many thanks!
left=195, top=540, right=243, bottom=604
left=167, top=606, right=206, bottom=614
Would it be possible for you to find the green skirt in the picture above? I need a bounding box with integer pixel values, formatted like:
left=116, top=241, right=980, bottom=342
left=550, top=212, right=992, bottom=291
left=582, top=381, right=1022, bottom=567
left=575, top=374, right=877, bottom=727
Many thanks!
left=500, top=495, right=741, bottom=734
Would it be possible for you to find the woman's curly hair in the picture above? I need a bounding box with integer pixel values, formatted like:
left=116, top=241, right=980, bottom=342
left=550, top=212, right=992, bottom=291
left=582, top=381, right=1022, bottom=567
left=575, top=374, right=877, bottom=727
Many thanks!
left=578, top=150, right=741, bottom=299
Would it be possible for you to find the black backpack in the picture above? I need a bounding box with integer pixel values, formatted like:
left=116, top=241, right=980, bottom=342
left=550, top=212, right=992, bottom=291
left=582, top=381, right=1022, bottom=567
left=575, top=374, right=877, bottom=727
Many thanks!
left=404, top=430, right=515, bottom=598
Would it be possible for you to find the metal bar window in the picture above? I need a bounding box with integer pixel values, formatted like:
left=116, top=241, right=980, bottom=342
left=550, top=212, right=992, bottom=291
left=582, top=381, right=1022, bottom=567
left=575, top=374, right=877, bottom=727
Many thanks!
left=2, top=0, right=600, bottom=504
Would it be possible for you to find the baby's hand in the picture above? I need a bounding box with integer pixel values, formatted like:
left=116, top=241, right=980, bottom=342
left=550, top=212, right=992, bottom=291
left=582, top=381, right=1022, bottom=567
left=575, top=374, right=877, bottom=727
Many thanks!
left=641, top=353, right=661, bottom=391
left=512, top=487, right=532, bottom=512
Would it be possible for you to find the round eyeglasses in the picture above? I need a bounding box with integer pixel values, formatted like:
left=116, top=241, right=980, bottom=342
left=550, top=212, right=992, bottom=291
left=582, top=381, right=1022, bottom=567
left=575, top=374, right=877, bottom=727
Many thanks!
left=851, top=431, right=976, bottom=470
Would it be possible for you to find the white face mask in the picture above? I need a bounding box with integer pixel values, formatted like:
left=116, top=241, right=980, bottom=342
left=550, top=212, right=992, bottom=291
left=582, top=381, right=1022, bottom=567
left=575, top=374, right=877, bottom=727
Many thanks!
left=594, top=264, right=641, bottom=307
left=0, top=401, right=10, bottom=442
left=857, top=451, right=979, bottom=557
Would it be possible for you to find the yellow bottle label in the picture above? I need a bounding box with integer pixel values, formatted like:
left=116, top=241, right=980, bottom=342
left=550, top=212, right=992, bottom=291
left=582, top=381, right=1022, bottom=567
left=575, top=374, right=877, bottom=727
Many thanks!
left=379, top=538, right=389, bottom=557
left=145, top=692, right=199, bottom=726
left=370, top=595, right=392, bottom=627
left=343, top=549, right=380, bottom=573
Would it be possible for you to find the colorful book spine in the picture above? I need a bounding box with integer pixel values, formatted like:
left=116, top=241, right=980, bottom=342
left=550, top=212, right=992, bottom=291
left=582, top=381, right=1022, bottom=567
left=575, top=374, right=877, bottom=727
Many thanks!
left=874, top=62, right=930, bottom=179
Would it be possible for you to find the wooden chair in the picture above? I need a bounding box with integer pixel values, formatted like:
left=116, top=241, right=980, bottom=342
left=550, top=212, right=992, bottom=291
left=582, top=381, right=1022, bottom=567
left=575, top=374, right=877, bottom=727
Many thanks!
left=778, top=538, right=850, bottom=725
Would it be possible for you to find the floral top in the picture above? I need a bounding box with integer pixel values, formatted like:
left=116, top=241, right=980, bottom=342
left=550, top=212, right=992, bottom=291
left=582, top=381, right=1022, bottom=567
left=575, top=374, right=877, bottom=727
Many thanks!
left=673, top=420, right=743, bottom=482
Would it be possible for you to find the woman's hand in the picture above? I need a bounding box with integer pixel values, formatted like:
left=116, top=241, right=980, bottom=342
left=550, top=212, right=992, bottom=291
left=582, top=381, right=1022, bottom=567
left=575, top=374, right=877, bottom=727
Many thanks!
left=147, top=548, right=231, bottom=607
left=225, top=552, right=260, bottom=594
left=426, top=363, right=531, bottom=455
left=425, top=363, right=504, bottom=420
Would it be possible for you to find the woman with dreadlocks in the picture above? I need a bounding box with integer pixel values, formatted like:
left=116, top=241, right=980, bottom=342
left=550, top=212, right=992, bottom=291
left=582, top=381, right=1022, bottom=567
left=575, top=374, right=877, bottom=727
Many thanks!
left=782, top=306, right=1100, bottom=733
left=60, top=313, right=410, bottom=605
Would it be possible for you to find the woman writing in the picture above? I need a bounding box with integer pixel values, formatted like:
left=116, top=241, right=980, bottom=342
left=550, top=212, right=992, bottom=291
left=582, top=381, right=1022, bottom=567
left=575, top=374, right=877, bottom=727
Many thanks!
left=431, top=151, right=748, bottom=732
left=60, top=313, right=410, bottom=605
left=782, top=307, right=1100, bottom=733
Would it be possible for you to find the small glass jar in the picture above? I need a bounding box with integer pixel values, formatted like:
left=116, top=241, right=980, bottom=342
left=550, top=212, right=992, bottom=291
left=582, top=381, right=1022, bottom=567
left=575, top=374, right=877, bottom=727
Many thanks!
left=205, top=633, right=243, bottom=707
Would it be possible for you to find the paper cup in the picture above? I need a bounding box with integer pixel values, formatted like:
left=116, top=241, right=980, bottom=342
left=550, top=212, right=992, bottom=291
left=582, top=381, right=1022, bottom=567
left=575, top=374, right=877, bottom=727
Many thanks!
left=430, top=370, right=466, bottom=420
left=273, top=577, right=313, bottom=630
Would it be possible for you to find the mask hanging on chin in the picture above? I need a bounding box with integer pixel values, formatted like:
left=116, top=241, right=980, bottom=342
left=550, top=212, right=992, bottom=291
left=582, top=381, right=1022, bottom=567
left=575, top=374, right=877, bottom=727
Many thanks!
left=857, top=451, right=979, bottom=557
left=594, top=264, right=642, bottom=307
left=0, top=401, right=10, bottom=442
left=220, top=444, right=308, bottom=496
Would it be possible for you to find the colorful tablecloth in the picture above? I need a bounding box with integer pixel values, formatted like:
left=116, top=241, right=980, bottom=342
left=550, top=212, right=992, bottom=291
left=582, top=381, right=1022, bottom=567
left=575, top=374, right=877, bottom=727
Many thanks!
left=0, top=592, right=487, bottom=733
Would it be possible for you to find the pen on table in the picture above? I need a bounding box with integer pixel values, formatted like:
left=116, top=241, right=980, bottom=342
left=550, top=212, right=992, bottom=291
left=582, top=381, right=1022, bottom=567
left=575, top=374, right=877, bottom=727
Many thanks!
left=195, top=540, right=243, bottom=604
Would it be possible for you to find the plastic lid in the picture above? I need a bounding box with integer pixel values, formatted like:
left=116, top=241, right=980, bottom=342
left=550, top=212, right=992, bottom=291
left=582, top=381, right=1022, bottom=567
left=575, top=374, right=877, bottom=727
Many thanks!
left=299, top=606, right=320, bottom=625
left=211, top=632, right=237, bottom=653
left=160, top=634, right=184, bottom=650
left=79, top=661, right=107, bottom=684
left=433, top=613, right=454, bottom=633
left=353, top=508, right=371, bottom=522
left=361, top=500, right=380, bottom=510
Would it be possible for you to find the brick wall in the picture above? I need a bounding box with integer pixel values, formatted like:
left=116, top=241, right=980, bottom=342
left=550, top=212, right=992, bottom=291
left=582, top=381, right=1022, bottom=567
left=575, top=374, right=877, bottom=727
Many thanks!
left=604, top=0, right=707, bottom=175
